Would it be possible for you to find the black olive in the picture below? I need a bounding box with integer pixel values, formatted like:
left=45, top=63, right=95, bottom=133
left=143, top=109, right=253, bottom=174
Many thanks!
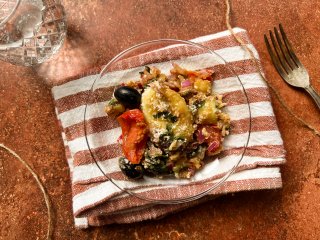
left=114, top=86, right=141, bottom=109
left=118, top=157, right=144, bottom=179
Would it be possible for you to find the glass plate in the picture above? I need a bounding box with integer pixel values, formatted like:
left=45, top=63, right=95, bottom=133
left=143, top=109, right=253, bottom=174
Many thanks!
left=83, top=39, right=251, bottom=204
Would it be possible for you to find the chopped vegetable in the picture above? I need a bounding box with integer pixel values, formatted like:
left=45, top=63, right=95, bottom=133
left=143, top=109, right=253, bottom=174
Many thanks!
left=117, top=109, right=149, bottom=164
left=105, top=98, right=126, bottom=117
left=153, top=111, right=178, bottom=123
left=106, top=63, right=229, bottom=179
left=181, top=79, right=192, bottom=88
left=195, top=96, right=218, bottom=124
left=197, top=125, right=223, bottom=156
left=143, top=142, right=170, bottom=175
left=141, top=86, right=194, bottom=143
left=194, top=78, right=212, bottom=95
left=119, top=157, right=144, bottom=179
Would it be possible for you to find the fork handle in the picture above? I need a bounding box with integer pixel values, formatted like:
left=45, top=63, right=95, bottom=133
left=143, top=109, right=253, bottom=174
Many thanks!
left=305, top=85, right=320, bottom=110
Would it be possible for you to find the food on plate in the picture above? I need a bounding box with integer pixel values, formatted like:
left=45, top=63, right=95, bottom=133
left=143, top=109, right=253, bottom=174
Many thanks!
left=114, top=86, right=141, bottom=109
left=105, top=64, right=230, bottom=179
left=116, top=109, right=149, bottom=164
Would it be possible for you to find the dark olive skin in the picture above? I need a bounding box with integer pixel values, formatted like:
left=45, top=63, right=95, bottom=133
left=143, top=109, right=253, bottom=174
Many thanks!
left=119, top=157, right=144, bottom=179
left=114, top=86, right=141, bottom=109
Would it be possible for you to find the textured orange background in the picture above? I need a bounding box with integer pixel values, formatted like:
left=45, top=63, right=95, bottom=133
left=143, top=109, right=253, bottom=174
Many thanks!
left=0, top=0, right=319, bottom=239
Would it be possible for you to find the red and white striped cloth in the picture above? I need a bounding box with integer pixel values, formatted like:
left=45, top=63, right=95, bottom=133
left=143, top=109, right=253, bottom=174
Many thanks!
left=52, top=28, right=286, bottom=229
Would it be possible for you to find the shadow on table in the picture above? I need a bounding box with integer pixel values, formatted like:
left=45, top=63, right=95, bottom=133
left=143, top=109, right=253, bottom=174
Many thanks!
left=34, top=24, right=95, bottom=87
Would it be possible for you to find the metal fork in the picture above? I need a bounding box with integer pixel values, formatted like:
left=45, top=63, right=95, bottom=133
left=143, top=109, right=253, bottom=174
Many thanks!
left=264, top=24, right=320, bottom=110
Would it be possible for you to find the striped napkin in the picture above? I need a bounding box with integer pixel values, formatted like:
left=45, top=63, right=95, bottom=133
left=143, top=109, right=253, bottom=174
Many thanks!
left=52, top=28, right=286, bottom=229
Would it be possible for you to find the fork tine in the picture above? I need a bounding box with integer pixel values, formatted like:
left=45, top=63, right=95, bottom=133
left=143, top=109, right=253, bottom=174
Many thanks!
left=264, top=34, right=288, bottom=80
left=269, top=30, right=292, bottom=74
left=274, top=27, right=296, bottom=69
left=279, top=24, right=302, bottom=68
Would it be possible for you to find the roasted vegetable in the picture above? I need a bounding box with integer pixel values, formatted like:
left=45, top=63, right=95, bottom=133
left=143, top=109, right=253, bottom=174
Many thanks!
left=194, top=78, right=211, bottom=95
left=106, top=64, right=229, bottom=179
left=196, top=125, right=222, bottom=156
left=117, top=109, right=149, bottom=164
left=143, top=154, right=170, bottom=176
left=142, top=142, right=169, bottom=175
left=196, top=96, right=218, bottom=124
left=141, top=85, right=194, bottom=143
left=119, top=157, right=144, bottom=179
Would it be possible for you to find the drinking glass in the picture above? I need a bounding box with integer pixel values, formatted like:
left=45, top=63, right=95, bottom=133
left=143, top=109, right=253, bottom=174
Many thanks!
left=0, top=0, right=66, bottom=66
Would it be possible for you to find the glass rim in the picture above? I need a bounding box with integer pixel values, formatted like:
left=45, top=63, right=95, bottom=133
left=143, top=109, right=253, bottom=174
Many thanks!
left=99, top=38, right=222, bottom=79
left=0, top=0, right=21, bottom=27
left=83, top=38, right=252, bottom=204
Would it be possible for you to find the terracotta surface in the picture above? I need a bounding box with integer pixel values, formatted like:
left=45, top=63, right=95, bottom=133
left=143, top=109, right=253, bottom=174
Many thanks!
left=0, top=0, right=319, bottom=239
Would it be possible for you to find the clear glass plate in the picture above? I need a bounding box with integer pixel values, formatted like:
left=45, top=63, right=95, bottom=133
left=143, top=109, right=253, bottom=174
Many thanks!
left=83, top=39, right=251, bottom=204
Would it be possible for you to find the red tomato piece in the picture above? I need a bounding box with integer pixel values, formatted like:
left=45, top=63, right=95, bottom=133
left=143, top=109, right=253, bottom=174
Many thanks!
left=187, top=71, right=198, bottom=78
left=117, top=109, right=148, bottom=164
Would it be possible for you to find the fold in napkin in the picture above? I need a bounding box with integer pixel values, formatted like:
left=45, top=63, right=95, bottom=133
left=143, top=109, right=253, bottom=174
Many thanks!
left=52, top=28, right=286, bottom=229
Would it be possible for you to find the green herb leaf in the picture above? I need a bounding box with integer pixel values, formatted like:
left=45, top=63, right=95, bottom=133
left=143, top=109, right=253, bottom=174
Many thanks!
left=194, top=100, right=205, bottom=109
left=166, top=124, right=173, bottom=132
left=153, top=111, right=178, bottom=122
left=145, top=66, right=151, bottom=73
left=108, top=98, right=118, bottom=106
left=173, top=136, right=185, bottom=141
left=143, top=78, right=157, bottom=89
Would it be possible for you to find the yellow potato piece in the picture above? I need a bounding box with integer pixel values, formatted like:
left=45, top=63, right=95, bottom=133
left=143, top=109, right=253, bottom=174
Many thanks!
left=194, top=78, right=212, bottom=95
left=141, top=87, right=167, bottom=140
left=141, top=86, right=194, bottom=142
left=196, top=96, right=218, bottom=124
